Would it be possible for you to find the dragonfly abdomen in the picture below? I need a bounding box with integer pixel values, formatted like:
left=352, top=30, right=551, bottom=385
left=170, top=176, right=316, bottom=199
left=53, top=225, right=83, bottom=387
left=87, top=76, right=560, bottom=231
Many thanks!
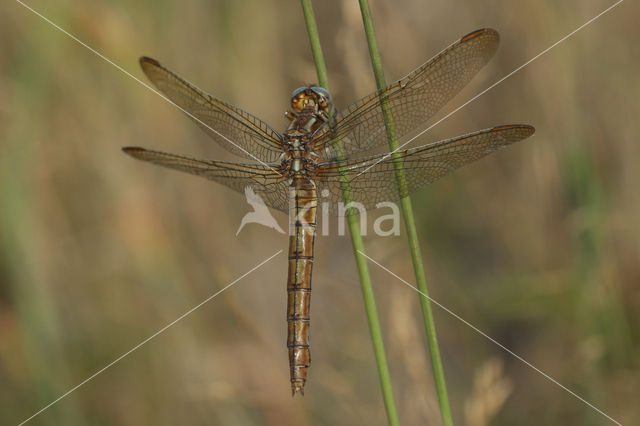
left=286, top=177, right=317, bottom=395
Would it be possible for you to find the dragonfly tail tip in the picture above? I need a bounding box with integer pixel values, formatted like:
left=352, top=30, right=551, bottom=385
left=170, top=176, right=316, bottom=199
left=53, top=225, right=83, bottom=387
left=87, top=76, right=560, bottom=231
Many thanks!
left=291, top=382, right=305, bottom=396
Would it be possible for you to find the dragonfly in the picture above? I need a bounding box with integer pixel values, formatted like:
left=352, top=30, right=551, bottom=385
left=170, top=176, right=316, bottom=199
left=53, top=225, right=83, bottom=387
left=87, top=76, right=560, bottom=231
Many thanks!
left=123, top=28, right=535, bottom=395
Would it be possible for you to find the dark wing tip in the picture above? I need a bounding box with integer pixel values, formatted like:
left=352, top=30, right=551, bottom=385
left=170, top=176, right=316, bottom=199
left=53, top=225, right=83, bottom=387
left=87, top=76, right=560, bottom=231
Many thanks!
left=122, top=146, right=147, bottom=157
left=139, top=56, right=160, bottom=67
left=139, top=57, right=163, bottom=78
left=491, top=124, right=535, bottom=135
left=461, top=28, right=499, bottom=43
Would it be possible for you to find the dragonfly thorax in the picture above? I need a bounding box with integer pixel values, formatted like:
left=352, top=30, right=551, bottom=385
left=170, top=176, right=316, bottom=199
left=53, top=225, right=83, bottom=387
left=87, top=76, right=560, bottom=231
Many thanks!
left=281, top=136, right=319, bottom=176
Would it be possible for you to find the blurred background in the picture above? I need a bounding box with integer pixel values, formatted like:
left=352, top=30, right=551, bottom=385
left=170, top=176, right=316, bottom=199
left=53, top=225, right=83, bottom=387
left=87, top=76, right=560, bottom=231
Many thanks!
left=1, top=0, right=638, bottom=424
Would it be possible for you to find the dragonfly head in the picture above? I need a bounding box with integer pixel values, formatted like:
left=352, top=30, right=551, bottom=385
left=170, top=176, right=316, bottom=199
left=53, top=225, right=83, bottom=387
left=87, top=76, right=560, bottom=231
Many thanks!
left=290, top=86, right=332, bottom=114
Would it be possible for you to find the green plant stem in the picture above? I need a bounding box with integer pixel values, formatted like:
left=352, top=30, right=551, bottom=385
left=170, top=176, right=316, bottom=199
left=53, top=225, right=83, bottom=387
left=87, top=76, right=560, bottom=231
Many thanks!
left=300, top=1, right=400, bottom=425
left=357, top=1, right=453, bottom=424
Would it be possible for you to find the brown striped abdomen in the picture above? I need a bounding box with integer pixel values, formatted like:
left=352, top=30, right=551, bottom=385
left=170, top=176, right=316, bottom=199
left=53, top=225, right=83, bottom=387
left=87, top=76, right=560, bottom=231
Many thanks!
left=287, top=177, right=317, bottom=395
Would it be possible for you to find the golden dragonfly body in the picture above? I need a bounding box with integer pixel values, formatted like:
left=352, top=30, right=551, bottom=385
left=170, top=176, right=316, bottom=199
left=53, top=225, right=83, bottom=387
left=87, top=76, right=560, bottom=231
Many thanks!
left=124, top=28, right=534, bottom=395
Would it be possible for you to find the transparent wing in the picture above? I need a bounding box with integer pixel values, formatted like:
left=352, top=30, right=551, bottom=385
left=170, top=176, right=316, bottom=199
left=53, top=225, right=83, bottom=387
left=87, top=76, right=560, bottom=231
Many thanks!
left=313, top=29, right=500, bottom=161
left=314, top=125, right=534, bottom=214
left=123, top=147, right=290, bottom=212
left=140, top=57, right=284, bottom=163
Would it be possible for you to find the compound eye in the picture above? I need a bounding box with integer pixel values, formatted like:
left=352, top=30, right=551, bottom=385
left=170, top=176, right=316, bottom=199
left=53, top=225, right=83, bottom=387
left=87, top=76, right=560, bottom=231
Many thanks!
left=317, top=96, right=330, bottom=111
left=291, top=88, right=308, bottom=112
left=291, top=87, right=307, bottom=98
left=311, top=86, right=330, bottom=98
left=311, top=86, right=332, bottom=111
